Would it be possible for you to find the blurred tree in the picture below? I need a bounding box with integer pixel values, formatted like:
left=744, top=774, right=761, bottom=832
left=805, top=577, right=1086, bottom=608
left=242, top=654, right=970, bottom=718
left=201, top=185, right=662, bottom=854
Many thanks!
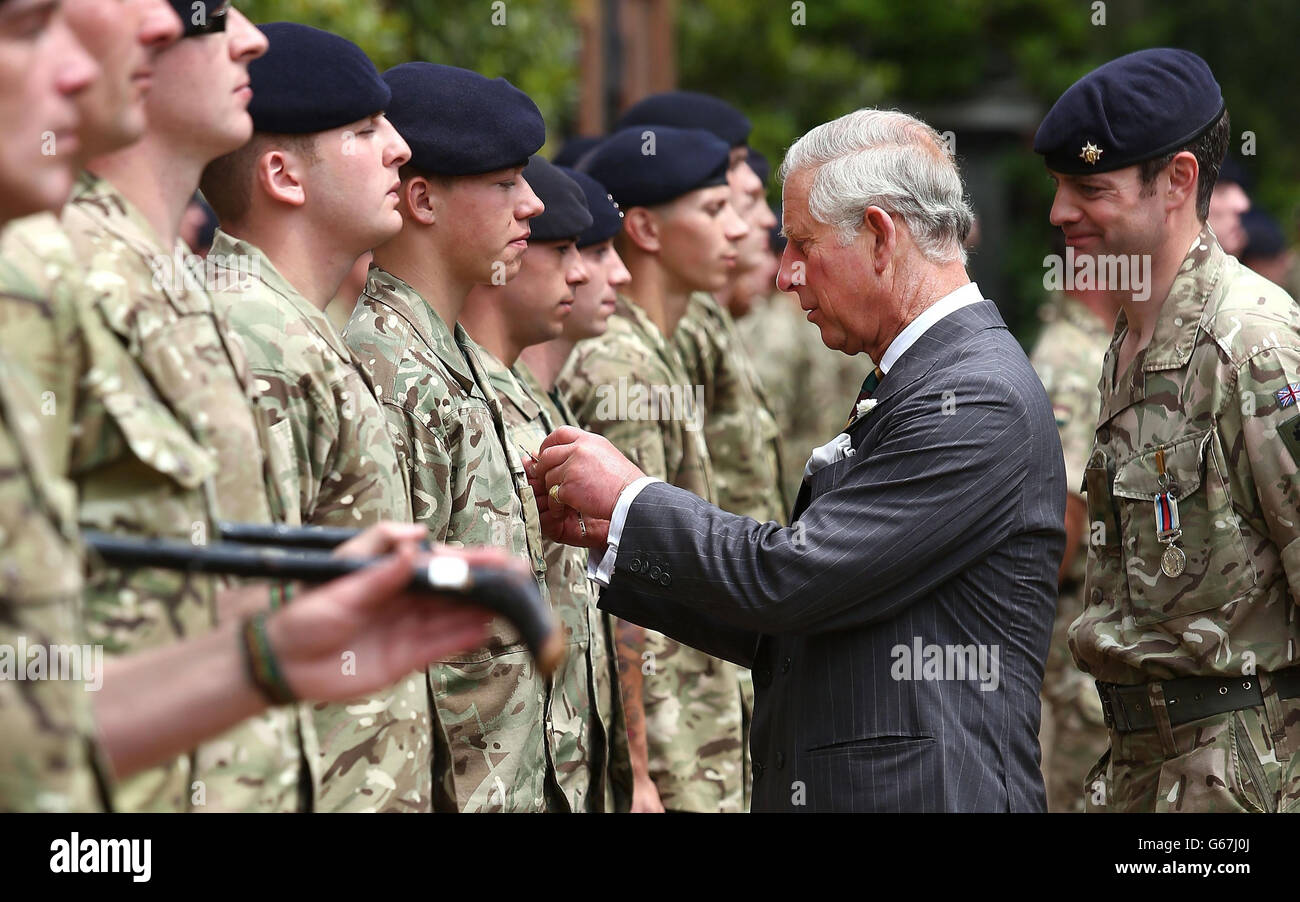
left=239, top=0, right=581, bottom=155
left=234, top=0, right=1298, bottom=339
left=677, top=0, right=1300, bottom=341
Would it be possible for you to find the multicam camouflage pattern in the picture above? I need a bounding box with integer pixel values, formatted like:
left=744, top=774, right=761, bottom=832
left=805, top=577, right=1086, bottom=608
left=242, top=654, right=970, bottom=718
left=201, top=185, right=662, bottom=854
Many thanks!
left=736, top=292, right=868, bottom=502
left=516, top=362, right=633, bottom=812
left=475, top=348, right=630, bottom=812
left=1075, top=228, right=1300, bottom=811
left=55, top=173, right=303, bottom=812
left=558, top=294, right=748, bottom=812
left=344, top=266, right=554, bottom=812
left=207, top=231, right=433, bottom=813
left=0, top=214, right=84, bottom=476
left=1029, top=294, right=1113, bottom=812
left=675, top=292, right=789, bottom=524
left=1085, top=691, right=1300, bottom=812
left=0, top=269, right=103, bottom=813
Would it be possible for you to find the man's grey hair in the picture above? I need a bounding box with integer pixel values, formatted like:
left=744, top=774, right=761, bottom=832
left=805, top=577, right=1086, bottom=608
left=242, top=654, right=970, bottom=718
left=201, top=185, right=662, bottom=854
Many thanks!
left=779, top=109, right=974, bottom=265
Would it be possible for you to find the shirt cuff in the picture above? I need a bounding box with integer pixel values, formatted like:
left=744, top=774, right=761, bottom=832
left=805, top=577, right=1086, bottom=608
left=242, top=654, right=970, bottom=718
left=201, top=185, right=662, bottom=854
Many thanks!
left=586, top=476, right=661, bottom=587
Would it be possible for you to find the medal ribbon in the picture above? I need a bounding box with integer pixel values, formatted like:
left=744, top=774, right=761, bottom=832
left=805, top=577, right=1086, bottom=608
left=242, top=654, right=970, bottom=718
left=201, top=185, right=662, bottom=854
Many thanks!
left=1152, top=447, right=1182, bottom=541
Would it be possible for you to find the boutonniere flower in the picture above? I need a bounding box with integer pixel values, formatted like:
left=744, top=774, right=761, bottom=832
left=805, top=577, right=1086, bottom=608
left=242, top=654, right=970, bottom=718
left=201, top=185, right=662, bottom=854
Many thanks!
left=854, top=398, right=879, bottom=420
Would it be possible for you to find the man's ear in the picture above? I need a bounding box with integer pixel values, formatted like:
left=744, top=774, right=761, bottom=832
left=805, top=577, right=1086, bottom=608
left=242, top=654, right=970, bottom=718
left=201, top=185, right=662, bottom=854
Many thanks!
left=1166, top=150, right=1199, bottom=214
left=622, top=207, right=660, bottom=254
left=256, top=149, right=306, bottom=208
left=403, top=177, right=438, bottom=226
left=861, top=205, right=897, bottom=274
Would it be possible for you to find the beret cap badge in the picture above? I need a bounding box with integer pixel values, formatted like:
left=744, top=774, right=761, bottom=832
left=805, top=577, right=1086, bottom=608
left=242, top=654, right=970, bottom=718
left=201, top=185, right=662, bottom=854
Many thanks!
left=1079, top=142, right=1104, bottom=165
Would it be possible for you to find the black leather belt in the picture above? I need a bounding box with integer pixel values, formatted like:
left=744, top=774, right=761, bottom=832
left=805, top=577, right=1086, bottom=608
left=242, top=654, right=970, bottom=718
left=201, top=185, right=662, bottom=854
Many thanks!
left=1096, top=670, right=1300, bottom=733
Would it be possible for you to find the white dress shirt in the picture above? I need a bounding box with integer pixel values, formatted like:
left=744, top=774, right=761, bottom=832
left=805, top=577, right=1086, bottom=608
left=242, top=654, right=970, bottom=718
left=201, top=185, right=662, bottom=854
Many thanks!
left=589, top=282, right=986, bottom=586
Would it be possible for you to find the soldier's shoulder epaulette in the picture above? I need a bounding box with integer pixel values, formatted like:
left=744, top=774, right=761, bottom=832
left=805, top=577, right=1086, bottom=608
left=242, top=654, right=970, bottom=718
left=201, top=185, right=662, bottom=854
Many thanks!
left=1203, top=257, right=1300, bottom=366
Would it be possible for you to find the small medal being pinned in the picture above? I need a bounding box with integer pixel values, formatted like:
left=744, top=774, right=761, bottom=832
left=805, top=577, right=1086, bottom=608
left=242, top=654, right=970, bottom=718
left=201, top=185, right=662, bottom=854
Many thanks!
left=1153, top=447, right=1186, bottom=578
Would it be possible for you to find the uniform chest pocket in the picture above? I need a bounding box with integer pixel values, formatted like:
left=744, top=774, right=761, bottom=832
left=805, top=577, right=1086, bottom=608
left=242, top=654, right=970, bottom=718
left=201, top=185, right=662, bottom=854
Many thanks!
left=1112, top=430, right=1256, bottom=625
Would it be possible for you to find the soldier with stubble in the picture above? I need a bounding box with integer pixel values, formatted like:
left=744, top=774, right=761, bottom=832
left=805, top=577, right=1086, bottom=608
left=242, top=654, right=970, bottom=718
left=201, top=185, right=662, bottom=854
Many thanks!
left=1038, top=48, right=1300, bottom=812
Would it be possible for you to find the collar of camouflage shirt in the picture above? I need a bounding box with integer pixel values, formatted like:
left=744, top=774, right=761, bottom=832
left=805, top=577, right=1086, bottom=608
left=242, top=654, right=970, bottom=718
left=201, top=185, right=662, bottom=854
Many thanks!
left=208, top=229, right=355, bottom=363
left=1101, top=227, right=1224, bottom=418
left=362, top=265, right=479, bottom=391
left=476, top=346, right=543, bottom=422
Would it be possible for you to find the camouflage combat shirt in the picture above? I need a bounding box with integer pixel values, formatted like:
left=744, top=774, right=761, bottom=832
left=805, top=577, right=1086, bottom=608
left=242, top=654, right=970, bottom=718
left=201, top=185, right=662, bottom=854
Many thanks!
left=55, top=174, right=304, bottom=812
left=675, top=291, right=789, bottom=523
left=207, top=230, right=436, bottom=813
left=1075, top=229, right=1300, bottom=685
left=476, top=348, right=633, bottom=812
left=558, top=294, right=748, bottom=812
left=0, top=258, right=103, bottom=813
left=344, top=265, right=556, bottom=812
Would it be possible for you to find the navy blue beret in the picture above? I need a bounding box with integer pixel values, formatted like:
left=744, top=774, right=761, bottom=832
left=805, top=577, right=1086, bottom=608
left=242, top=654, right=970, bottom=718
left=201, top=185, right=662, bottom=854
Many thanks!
left=247, top=24, right=389, bottom=135
left=558, top=166, right=623, bottom=248
left=748, top=149, right=770, bottom=188
left=171, top=1, right=226, bottom=37
left=1218, top=155, right=1253, bottom=191
left=521, top=156, right=592, bottom=242
left=768, top=205, right=785, bottom=256
left=1034, top=49, right=1224, bottom=175
left=552, top=136, right=604, bottom=169
left=383, top=63, right=544, bottom=176
left=616, top=91, right=751, bottom=148
left=579, top=126, right=730, bottom=209
left=1242, top=209, right=1285, bottom=260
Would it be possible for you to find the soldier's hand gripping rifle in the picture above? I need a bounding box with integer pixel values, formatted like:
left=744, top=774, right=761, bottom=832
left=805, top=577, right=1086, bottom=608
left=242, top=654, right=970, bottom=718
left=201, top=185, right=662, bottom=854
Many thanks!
left=82, top=530, right=564, bottom=676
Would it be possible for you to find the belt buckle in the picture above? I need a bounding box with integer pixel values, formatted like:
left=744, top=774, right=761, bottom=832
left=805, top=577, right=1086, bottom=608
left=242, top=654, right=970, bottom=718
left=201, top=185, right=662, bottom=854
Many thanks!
left=1095, top=680, right=1116, bottom=730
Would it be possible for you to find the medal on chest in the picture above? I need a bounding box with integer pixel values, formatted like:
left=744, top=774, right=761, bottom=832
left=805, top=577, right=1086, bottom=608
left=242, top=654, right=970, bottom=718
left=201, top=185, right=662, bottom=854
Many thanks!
left=1153, top=447, right=1186, bottom=578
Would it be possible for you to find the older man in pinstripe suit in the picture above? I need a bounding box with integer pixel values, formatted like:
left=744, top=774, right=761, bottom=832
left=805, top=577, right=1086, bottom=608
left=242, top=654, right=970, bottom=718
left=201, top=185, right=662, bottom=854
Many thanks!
left=529, top=109, right=1065, bottom=812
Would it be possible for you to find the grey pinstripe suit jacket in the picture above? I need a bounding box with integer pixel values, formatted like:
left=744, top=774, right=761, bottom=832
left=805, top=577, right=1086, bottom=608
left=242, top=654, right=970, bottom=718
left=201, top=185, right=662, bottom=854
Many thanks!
left=598, top=299, right=1065, bottom=812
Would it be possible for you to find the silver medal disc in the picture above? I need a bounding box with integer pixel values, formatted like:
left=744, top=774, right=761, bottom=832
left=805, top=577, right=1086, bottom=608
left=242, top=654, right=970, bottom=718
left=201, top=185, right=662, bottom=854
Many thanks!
left=1160, top=544, right=1187, bottom=578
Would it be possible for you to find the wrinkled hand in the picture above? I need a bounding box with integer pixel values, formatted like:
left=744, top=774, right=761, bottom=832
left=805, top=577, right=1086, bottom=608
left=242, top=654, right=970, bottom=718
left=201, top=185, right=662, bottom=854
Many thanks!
left=267, top=542, right=521, bottom=701
left=526, top=426, right=644, bottom=549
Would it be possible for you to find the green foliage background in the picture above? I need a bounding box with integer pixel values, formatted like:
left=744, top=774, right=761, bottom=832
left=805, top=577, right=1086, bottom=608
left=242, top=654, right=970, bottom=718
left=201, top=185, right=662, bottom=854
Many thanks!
left=238, top=0, right=1299, bottom=342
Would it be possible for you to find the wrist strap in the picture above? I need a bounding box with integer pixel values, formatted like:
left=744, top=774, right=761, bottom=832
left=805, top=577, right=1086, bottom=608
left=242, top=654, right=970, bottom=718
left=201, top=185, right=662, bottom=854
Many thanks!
left=269, top=581, right=296, bottom=610
left=239, top=612, right=297, bottom=705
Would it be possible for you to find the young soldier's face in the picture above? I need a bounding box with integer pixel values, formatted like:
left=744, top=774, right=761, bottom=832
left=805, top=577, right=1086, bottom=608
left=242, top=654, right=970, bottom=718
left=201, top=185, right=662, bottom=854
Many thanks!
left=1208, top=180, right=1250, bottom=256
left=726, top=192, right=777, bottom=315
left=1048, top=166, right=1165, bottom=262
left=311, top=113, right=411, bottom=251
left=503, top=238, right=589, bottom=347
left=435, top=165, right=543, bottom=284
left=563, top=239, right=629, bottom=340
left=656, top=184, right=747, bottom=293
left=64, top=0, right=180, bottom=160
left=144, top=4, right=266, bottom=161
left=0, top=0, right=96, bottom=222
left=726, top=145, right=762, bottom=206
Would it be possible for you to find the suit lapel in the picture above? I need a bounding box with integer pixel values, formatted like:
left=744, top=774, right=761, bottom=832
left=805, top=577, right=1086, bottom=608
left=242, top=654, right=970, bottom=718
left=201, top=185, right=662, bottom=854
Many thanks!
left=789, top=300, right=1007, bottom=521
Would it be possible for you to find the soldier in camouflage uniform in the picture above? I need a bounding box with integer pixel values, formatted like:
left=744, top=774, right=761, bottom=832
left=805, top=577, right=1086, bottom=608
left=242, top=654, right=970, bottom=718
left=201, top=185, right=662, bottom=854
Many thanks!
left=344, top=62, right=562, bottom=812
left=1028, top=288, right=1117, bottom=812
left=559, top=126, right=750, bottom=811
left=462, top=155, right=632, bottom=812
left=199, top=22, right=444, bottom=814
left=518, top=165, right=639, bottom=810
left=1037, top=49, right=1300, bottom=812
left=43, top=7, right=312, bottom=812
left=0, top=7, right=103, bottom=808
